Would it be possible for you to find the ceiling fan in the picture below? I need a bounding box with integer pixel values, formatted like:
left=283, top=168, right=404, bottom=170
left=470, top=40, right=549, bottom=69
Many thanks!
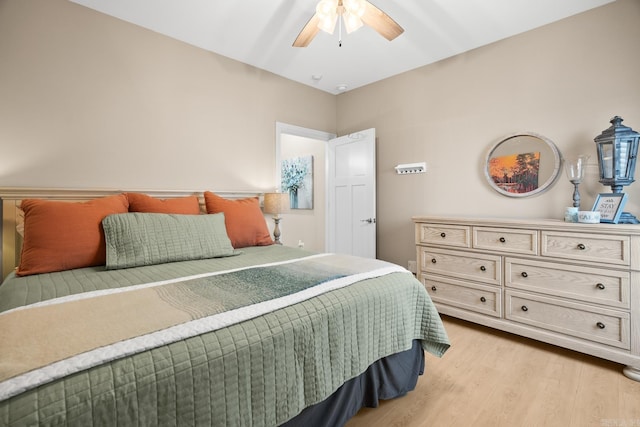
left=293, top=0, right=404, bottom=47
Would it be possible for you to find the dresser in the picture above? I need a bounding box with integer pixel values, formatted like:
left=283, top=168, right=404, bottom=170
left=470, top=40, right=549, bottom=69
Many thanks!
left=413, top=216, right=640, bottom=381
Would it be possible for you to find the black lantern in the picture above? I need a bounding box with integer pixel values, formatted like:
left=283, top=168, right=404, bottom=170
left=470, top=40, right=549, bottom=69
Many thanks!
left=594, top=116, right=640, bottom=224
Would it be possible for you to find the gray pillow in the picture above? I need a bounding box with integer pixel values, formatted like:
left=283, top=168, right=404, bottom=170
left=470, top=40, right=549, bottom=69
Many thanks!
left=102, top=212, right=238, bottom=270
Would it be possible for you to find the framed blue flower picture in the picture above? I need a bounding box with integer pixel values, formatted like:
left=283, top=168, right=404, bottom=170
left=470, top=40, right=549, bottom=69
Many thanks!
left=281, top=155, right=313, bottom=209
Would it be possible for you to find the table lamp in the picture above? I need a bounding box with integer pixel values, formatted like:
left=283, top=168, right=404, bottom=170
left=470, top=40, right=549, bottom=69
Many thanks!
left=263, top=192, right=290, bottom=244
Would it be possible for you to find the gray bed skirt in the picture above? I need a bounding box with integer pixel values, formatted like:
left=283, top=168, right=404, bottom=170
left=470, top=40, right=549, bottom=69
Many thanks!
left=281, top=339, right=425, bottom=427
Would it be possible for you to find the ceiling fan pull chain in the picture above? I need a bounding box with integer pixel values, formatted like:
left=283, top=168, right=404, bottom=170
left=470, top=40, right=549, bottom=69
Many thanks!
left=338, top=16, right=343, bottom=47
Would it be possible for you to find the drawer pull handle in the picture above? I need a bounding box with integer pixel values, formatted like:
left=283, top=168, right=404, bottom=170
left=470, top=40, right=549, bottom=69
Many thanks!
left=480, top=266, right=486, bottom=272
left=440, top=232, right=446, bottom=238
left=480, top=296, right=486, bottom=303
left=596, top=283, right=606, bottom=290
left=521, top=272, right=528, bottom=278
left=431, top=258, right=437, bottom=264
left=597, top=322, right=606, bottom=329
left=499, top=237, right=506, bottom=243
left=521, top=305, right=529, bottom=312
left=577, top=243, right=586, bottom=250
left=431, top=286, right=437, bottom=291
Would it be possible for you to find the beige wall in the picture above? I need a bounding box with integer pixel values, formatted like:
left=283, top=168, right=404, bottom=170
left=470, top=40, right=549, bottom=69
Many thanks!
left=0, top=0, right=336, bottom=192
left=336, top=0, right=640, bottom=267
left=2, top=0, right=639, bottom=269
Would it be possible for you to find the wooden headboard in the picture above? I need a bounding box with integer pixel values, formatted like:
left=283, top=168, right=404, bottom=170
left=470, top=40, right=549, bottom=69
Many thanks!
left=0, top=187, right=262, bottom=280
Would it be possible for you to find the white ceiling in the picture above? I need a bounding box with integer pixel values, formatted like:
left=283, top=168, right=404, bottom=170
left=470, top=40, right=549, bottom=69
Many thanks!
left=69, top=0, right=613, bottom=95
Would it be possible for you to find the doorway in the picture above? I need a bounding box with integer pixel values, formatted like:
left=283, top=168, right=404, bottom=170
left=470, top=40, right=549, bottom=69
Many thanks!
left=275, top=123, right=376, bottom=258
left=275, top=122, right=335, bottom=252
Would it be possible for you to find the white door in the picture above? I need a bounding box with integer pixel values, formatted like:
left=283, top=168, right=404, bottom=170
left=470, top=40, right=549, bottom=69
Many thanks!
left=327, top=128, right=376, bottom=258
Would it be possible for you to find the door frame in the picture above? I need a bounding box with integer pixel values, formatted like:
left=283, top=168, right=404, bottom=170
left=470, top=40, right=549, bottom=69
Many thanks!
left=275, top=122, right=336, bottom=252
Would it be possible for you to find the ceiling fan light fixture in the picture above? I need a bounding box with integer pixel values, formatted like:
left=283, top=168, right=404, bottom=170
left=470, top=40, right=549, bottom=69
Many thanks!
left=343, top=11, right=363, bottom=33
left=293, top=0, right=403, bottom=47
left=316, top=0, right=338, bottom=33
left=343, top=0, right=366, bottom=17
left=318, top=14, right=338, bottom=33
left=315, top=0, right=366, bottom=35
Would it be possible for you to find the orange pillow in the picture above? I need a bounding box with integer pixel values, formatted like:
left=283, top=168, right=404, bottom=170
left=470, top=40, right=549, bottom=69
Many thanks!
left=17, top=194, right=129, bottom=276
left=126, top=193, right=200, bottom=214
left=203, top=191, right=273, bottom=248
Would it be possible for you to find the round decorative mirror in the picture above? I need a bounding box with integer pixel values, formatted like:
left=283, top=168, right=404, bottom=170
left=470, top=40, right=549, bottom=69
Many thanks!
left=485, top=132, right=562, bottom=197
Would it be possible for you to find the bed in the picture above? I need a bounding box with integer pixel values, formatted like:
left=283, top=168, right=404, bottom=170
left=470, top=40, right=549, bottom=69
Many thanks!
left=0, top=188, right=450, bottom=426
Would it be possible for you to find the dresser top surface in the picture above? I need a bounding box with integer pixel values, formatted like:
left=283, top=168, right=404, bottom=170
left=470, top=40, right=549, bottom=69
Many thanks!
left=412, top=216, right=640, bottom=235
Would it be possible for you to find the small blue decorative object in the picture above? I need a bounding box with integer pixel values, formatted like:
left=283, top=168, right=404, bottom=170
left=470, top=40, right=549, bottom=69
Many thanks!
left=564, top=207, right=578, bottom=223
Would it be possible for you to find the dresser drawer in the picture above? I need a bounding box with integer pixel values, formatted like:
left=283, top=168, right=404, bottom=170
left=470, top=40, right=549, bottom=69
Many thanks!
left=421, top=274, right=501, bottom=317
left=419, top=247, right=501, bottom=286
left=473, top=227, right=538, bottom=255
left=505, top=290, right=630, bottom=349
left=541, top=231, right=629, bottom=266
left=416, top=223, right=471, bottom=248
left=505, top=258, right=630, bottom=309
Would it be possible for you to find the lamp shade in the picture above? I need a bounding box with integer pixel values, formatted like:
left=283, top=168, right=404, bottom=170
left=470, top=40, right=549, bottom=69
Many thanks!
left=263, top=193, right=290, bottom=215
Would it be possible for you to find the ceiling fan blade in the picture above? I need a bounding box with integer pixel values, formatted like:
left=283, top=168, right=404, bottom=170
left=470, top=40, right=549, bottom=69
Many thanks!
left=361, top=1, right=404, bottom=41
left=293, top=14, right=321, bottom=47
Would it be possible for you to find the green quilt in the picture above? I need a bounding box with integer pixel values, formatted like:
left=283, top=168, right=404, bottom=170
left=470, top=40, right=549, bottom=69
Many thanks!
left=0, top=246, right=449, bottom=426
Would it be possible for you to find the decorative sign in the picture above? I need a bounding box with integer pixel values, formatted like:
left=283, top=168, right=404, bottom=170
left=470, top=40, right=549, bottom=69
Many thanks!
left=592, top=193, right=628, bottom=223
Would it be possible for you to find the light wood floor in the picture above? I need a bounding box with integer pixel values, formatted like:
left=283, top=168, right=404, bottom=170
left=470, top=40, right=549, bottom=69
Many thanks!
left=346, top=315, right=640, bottom=427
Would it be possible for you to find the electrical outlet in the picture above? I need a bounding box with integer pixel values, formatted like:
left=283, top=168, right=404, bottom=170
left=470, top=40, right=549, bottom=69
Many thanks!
left=407, top=260, right=417, bottom=274
left=298, top=240, right=305, bottom=248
